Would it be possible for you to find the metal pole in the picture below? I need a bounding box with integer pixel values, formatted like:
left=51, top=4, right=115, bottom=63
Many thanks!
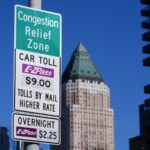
left=28, top=0, right=42, bottom=9
left=25, top=143, right=40, bottom=150
left=20, top=0, right=42, bottom=150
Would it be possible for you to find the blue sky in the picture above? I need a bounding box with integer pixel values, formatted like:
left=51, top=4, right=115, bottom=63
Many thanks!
left=0, top=0, right=147, bottom=150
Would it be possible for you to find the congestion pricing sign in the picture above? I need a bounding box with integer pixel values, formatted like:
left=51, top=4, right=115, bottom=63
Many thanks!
left=12, top=113, right=61, bottom=144
left=14, top=5, right=62, bottom=117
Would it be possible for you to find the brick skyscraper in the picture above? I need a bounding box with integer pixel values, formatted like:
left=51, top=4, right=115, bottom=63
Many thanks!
left=52, top=43, right=114, bottom=150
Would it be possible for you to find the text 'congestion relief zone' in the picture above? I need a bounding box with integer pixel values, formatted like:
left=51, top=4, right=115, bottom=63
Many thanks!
left=15, top=5, right=62, bottom=57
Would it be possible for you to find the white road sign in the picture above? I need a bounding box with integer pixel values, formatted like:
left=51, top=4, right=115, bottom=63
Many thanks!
left=14, top=50, right=61, bottom=116
left=14, top=5, right=62, bottom=117
left=12, top=113, right=61, bottom=144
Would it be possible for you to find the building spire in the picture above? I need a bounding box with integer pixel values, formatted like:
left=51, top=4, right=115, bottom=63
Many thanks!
left=62, top=42, right=104, bottom=83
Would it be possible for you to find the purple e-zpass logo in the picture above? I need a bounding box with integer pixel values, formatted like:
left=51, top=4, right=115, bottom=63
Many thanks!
left=22, top=64, right=54, bottom=78
left=16, top=127, right=37, bottom=138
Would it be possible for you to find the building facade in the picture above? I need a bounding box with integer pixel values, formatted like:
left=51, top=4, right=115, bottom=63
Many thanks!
left=129, top=0, right=150, bottom=149
left=52, top=43, right=114, bottom=150
left=129, top=99, right=150, bottom=150
left=0, top=127, right=9, bottom=150
left=139, top=100, right=150, bottom=135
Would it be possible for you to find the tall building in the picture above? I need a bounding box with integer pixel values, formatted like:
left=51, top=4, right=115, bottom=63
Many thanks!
left=0, top=127, right=9, bottom=150
left=129, top=0, right=150, bottom=149
left=129, top=99, right=150, bottom=150
left=139, top=99, right=150, bottom=135
left=52, top=43, right=114, bottom=150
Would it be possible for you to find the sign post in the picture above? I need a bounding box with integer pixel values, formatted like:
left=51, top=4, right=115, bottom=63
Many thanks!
left=13, top=5, right=62, bottom=145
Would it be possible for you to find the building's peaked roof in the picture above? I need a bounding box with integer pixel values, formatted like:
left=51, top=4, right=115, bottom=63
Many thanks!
left=62, top=42, right=104, bottom=83
left=74, top=42, right=87, bottom=53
